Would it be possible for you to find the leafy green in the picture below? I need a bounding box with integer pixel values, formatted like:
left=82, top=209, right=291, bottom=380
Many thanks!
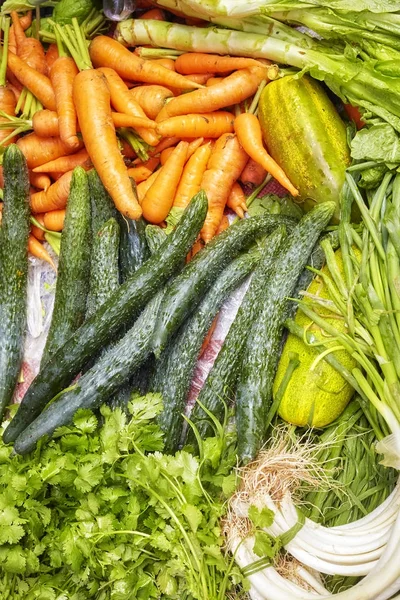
left=53, top=0, right=97, bottom=24
left=351, top=122, right=400, bottom=164
left=0, top=395, right=242, bottom=599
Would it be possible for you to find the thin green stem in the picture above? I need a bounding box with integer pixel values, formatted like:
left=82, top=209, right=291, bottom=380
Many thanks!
left=0, top=17, right=10, bottom=87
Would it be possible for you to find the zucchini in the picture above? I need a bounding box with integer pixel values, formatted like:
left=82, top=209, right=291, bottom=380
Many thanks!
left=118, top=215, right=150, bottom=282
left=274, top=248, right=357, bottom=428
left=152, top=213, right=297, bottom=357
left=258, top=75, right=351, bottom=223
left=87, top=169, right=117, bottom=237
left=14, top=291, right=165, bottom=455
left=86, top=218, right=120, bottom=319
left=41, top=167, right=91, bottom=365
left=235, top=201, right=336, bottom=463
left=152, top=247, right=260, bottom=453
left=189, top=226, right=288, bottom=442
left=3, top=191, right=207, bottom=445
left=0, top=144, right=30, bottom=419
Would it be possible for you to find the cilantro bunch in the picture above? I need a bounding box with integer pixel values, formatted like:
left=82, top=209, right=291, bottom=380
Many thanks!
left=0, top=395, right=244, bottom=600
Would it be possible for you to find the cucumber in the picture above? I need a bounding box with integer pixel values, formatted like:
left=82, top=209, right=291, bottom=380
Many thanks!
left=0, top=145, right=30, bottom=419
left=3, top=191, right=207, bottom=445
left=88, top=169, right=117, bottom=236
left=152, top=213, right=297, bottom=357
left=152, top=247, right=260, bottom=453
left=118, top=216, right=150, bottom=282
left=14, top=291, right=165, bottom=455
left=86, top=218, right=120, bottom=319
left=41, top=167, right=91, bottom=365
left=235, top=201, right=336, bottom=464
left=145, top=225, right=168, bottom=254
left=188, top=226, right=288, bottom=442
left=258, top=75, right=351, bottom=223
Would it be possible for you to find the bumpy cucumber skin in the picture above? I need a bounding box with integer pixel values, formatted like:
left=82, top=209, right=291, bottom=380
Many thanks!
left=152, top=249, right=260, bottom=453
left=236, top=202, right=336, bottom=464
left=118, top=216, right=150, bottom=283
left=0, top=145, right=30, bottom=418
left=88, top=169, right=117, bottom=237
left=189, top=225, right=289, bottom=442
left=41, top=167, right=91, bottom=365
left=259, top=75, right=350, bottom=223
left=152, top=214, right=297, bottom=357
left=3, top=192, right=208, bottom=445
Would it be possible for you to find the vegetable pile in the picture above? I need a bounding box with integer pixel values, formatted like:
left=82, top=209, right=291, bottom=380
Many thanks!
left=1, top=0, right=400, bottom=598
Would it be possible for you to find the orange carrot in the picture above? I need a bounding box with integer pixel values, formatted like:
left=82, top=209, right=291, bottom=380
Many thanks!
left=206, top=77, right=224, bottom=87
left=111, top=111, right=157, bottom=130
left=32, top=109, right=60, bottom=138
left=157, top=111, right=234, bottom=139
left=90, top=36, right=203, bottom=90
left=175, top=53, right=264, bottom=75
left=240, top=156, right=267, bottom=187
left=173, top=141, right=213, bottom=209
left=51, top=172, right=64, bottom=181
left=139, top=8, right=166, bottom=19
left=156, top=66, right=267, bottom=121
left=132, top=156, right=160, bottom=171
left=200, top=133, right=248, bottom=242
left=234, top=112, right=298, bottom=196
left=160, top=137, right=203, bottom=164
left=129, top=84, right=173, bottom=120
left=29, top=171, right=51, bottom=190
left=97, top=67, right=159, bottom=146
left=216, top=213, right=230, bottom=234
left=0, top=165, right=3, bottom=187
left=11, top=11, right=46, bottom=74
left=0, top=86, right=17, bottom=146
left=43, top=208, right=66, bottom=231
left=73, top=69, right=142, bottom=219
left=28, top=234, right=56, bottom=269
left=31, top=214, right=46, bottom=241
left=30, top=170, right=73, bottom=213
left=199, top=314, right=217, bottom=356
left=186, top=237, right=203, bottom=263
left=151, top=58, right=176, bottom=71
left=7, top=52, right=56, bottom=110
left=32, top=148, right=91, bottom=174
left=160, top=146, right=174, bottom=165
left=149, top=136, right=179, bottom=156
left=19, top=11, right=32, bottom=30
left=142, top=140, right=189, bottom=223
left=226, top=181, right=247, bottom=218
left=168, top=73, right=214, bottom=96
left=17, top=133, right=83, bottom=169
left=137, top=169, right=159, bottom=204
left=50, top=56, right=80, bottom=150
left=45, top=43, right=59, bottom=74
left=126, top=165, right=152, bottom=183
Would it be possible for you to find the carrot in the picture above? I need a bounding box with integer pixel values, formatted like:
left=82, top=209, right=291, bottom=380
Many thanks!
left=120, top=138, right=136, bottom=159
left=199, top=314, right=218, bottom=356
left=17, top=133, right=83, bottom=169
left=129, top=84, right=174, bottom=120
left=111, top=111, right=157, bottom=130
left=45, top=43, right=59, bottom=74
left=0, top=86, right=17, bottom=146
left=157, top=111, right=234, bottom=139
left=50, top=56, right=80, bottom=150
left=7, top=52, right=56, bottom=110
left=137, top=169, right=159, bottom=203
left=28, top=234, right=56, bottom=270
left=156, top=66, right=267, bottom=121
left=30, top=170, right=73, bottom=213
left=160, top=146, right=174, bottom=165
left=11, top=11, right=46, bottom=74
left=149, top=136, right=179, bottom=156
left=19, top=11, right=32, bottom=30
left=139, top=8, right=166, bottom=19
left=151, top=58, right=175, bottom=71
left=186, top=237, right=203, bottom=263
left=0, top=165, right=3, bottom=188
left=89, top=36, right=203, bottom=90
left=234, top=112, right=298, bottom=196
left=200, top=133, right=248, bottom=242
left=132, top=156, right=160, bottom=171
left=51, top=172, right=64, bottom=181
left=32, top=109, right=61, bottom=138
left=175, top=53, right=265, bottom=75
left=216, top=213, right=230, bottom=234
left=160, top=137, right=203, bottom=164
left=29, top=171, right=51, bottom=190
left=240, top=156, right=267, bottom=187
left=32, top=148, right=91, bottom=174
left=43, top=208, right=66, bottom=231
left=206, top=77, right=224, bottom=87
left=173, top=141, right=213, bottom=209
left=226, top=181, right=247, bottom=218
left=31, top=214, right=46, bottom=241
left=168, top=73, right=214, bottom=96
left=73, top=69, right=142, bottom=219
left=142, top=140, right=189, bottom=223
left=97, top=67, right=159, bottom=147
left=126, top=165, right=152, bottom=183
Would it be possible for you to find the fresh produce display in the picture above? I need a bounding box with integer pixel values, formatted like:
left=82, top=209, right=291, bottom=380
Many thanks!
left=0, top=0, right=400, bottom=598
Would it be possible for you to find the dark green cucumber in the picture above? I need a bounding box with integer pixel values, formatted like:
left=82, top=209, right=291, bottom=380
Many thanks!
left=152, top=213, right=297, bottom=357
left=88, top=169, right=117, bottom=237
left=236, top=201, right=336, bottom=464
left=86, top=218, right=120, bottom=319
left=118, top=216, right=150, bottom=282
left=145, top=225, right=168, bottom=254
left=41, top=167, right=91, bottom=365
left=0, top=145, right=30, bottom=419
left=152, top=247, right=260, bottom=453
left=3, top=191, right=207, bottom=444
left=14, top=292, right=165, bottom=455
left=188, top=226, right=288, bottom=442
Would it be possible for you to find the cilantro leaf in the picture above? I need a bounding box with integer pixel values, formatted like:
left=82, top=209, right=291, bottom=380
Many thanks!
left=248, top=505, right=275, bottom=529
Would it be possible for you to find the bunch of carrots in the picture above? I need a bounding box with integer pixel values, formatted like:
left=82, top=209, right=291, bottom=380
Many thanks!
left=0, top=6, right=298, bottom=268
